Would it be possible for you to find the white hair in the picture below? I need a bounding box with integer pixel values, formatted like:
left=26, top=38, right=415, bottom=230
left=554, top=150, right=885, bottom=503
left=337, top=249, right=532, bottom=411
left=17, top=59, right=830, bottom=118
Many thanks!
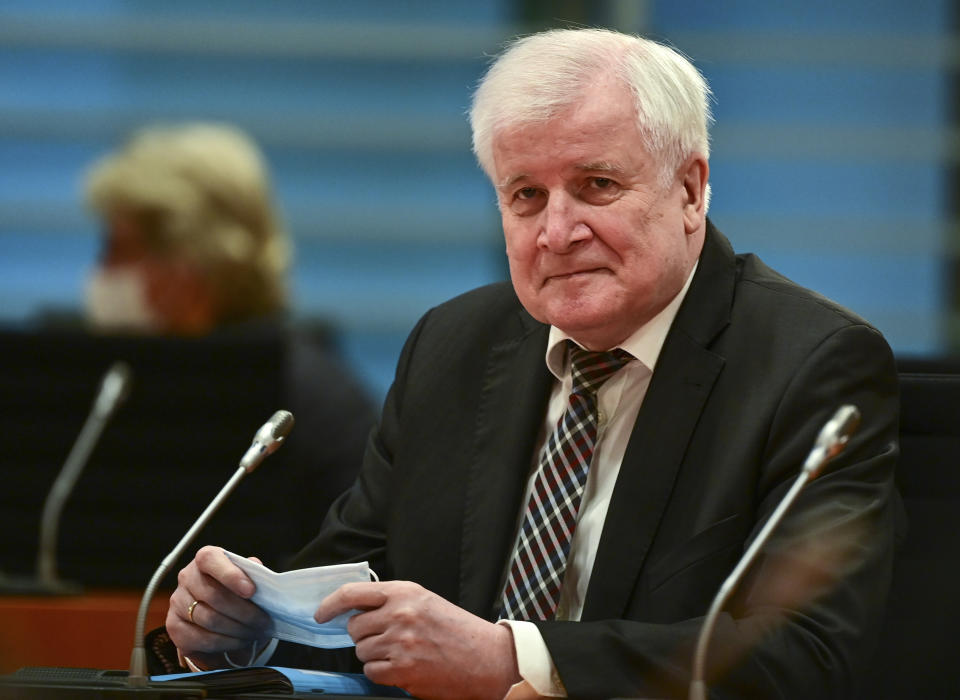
left=470, top=28, right=713, bottom=199
left=85, top=122, right=290, bottom=321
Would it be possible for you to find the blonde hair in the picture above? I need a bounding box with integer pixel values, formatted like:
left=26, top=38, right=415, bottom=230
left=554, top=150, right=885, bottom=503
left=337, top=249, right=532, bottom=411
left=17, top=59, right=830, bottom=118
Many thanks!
left=470, top=28, right=712, bottom=198
left=85, top=123, right=290, bottom=323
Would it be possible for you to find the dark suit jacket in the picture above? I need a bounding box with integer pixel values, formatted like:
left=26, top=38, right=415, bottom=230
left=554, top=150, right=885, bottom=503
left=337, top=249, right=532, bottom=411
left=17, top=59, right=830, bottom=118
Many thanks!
left=288, top=222, right=901, bottom=699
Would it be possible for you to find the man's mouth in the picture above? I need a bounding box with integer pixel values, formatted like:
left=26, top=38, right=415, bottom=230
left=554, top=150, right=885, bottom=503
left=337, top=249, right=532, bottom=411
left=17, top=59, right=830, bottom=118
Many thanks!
left=547, top=267, right=604, bottom=282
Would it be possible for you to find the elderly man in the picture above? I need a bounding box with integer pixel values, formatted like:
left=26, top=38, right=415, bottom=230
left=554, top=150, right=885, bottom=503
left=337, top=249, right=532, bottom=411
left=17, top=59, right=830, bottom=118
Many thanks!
left=166, top=29, right=900, bottom=700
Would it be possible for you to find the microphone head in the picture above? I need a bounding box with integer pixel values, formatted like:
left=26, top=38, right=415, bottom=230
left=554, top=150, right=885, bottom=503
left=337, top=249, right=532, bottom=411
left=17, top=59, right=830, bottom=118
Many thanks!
left=807, top=404, right=861, bottom=478
left=240, top=410, right=295, bottom=472
left=268, top=410, right=295, bottom=440
left=831, top=404, right=861, bottom=442
left=94, top=361, right=133, bottom=416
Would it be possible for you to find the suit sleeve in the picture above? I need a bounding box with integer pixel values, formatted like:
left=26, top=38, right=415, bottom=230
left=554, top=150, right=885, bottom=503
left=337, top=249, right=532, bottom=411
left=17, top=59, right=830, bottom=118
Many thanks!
left=287, top=310, right=434, bottom=574
left=266, top=313, right=433, bottom=672
left=536, top=323, right=903, bottom=700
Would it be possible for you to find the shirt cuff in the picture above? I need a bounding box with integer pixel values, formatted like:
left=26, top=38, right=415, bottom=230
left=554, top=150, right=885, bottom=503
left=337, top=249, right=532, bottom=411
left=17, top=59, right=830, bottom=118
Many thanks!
left=498, top=620, right=566, bottom=698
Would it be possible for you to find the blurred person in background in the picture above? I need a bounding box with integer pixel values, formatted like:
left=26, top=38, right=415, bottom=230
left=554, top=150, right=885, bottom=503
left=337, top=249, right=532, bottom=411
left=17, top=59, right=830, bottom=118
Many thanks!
left=83, top=123, right=290, bottom=335
left=77, top=123, right=378, bottom=579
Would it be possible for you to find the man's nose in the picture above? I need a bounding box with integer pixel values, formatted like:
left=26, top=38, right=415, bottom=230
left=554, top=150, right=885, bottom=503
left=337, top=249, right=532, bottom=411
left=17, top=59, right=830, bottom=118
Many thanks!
left=536, top=193, right=591, bottom=252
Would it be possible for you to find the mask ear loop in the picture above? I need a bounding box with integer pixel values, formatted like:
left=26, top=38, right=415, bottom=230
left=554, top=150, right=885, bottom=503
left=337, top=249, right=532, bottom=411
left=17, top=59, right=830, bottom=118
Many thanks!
left=368, top=567, right=379, bottom=582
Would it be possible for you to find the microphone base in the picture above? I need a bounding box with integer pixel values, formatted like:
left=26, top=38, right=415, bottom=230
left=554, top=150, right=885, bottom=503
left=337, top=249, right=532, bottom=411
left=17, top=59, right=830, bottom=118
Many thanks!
left=0, top=572, right=83, bottom=596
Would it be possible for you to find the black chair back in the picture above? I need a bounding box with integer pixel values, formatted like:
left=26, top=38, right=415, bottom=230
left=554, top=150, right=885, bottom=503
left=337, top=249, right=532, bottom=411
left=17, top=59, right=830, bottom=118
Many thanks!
left=860, top=358, right=960, bottom=697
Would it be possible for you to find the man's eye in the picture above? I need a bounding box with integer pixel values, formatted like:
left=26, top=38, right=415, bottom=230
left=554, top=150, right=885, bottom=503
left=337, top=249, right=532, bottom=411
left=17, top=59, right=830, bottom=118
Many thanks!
left=580, top=177, right=620, bottom=204
left=507, top=187, right=545, bottom=215
left=516, top=187, right=538, bottom=200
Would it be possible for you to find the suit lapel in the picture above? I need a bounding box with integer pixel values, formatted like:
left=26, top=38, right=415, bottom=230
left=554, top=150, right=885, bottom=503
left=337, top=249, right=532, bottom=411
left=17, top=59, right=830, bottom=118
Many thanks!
left=458, top=314, right=553, bottom=618
left=583, top=221, right=737, bottom=620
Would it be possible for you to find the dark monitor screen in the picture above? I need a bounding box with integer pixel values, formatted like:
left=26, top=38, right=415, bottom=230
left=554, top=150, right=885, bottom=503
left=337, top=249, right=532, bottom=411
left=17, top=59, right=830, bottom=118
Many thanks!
left=0, top=326, right=358, bottom=589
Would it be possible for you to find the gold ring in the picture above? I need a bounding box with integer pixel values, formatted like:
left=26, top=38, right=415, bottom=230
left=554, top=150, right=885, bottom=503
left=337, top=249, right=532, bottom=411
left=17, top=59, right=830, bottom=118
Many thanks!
left=187, top=600, right=199, bottom=623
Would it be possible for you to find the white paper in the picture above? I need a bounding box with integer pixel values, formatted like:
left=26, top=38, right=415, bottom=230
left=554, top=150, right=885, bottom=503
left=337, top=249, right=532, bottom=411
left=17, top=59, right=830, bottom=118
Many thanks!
left=223, top=549, right=374, bottom=649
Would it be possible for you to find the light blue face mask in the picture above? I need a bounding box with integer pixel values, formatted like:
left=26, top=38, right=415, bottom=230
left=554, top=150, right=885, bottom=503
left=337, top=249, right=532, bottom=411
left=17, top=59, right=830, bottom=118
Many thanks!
left=224, top=551, right=377, bottom=649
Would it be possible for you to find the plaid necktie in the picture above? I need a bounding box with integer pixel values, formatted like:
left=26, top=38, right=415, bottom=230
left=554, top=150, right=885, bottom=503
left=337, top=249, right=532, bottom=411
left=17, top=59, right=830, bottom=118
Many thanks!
left=499, top=342, right=633, bottom=620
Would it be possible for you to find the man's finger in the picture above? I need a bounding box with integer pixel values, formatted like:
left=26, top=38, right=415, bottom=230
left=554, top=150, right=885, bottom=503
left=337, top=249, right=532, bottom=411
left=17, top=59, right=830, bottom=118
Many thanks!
left=194, top=546, right=255, bottom=598
left=169, top=616, right=262, bottom=655
left=175, top=560, right=270, bottom=632
left=360, top=659, right=397, bottom=688
left=314, top=581, right=388, bottom=623
left=193, top=600, right=267, bottom=639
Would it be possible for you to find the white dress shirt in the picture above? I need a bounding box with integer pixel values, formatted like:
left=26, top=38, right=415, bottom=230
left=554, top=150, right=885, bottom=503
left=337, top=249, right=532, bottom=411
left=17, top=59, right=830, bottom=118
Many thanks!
left=502, top=265, right=697, bottom=699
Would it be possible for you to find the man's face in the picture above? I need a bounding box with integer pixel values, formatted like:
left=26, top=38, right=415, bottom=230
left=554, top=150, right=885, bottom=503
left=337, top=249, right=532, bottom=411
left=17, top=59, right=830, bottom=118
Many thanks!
left=492, top=77, right=707, bottom=350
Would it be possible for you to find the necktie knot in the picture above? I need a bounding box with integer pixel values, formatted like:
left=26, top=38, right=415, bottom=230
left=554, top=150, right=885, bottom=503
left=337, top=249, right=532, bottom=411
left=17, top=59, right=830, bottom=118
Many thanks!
left=569, top=343, right=633, bottom=396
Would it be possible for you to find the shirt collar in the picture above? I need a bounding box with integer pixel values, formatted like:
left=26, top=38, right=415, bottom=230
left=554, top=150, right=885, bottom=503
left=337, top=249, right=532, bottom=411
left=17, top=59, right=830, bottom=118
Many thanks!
left=544, top=261, right=699, bottom=380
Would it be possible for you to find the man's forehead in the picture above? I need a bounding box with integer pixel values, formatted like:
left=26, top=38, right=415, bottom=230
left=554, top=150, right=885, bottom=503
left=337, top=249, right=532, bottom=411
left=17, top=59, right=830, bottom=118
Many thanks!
left=491, top=101, right=649, bottom=189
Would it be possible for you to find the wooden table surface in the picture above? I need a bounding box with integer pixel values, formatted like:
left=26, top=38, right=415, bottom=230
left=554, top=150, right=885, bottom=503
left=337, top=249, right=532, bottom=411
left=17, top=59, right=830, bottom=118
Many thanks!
left=0, top=590, right=169, bottom=673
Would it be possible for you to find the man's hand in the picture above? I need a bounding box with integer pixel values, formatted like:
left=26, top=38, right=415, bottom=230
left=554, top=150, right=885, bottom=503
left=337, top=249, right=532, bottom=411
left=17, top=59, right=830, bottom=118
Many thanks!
left=315, top=581, right=521, bottom=700
left=166, top=545, right=272, bottom=669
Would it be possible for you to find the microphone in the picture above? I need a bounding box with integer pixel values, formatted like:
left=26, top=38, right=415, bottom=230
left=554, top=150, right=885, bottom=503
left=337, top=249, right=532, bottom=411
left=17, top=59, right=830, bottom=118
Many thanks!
left=240, top=409, right=295, bottom=471
left=21, top=361, right=132, bottom=594
left=127, top=410, right=295, bottom=687
left=801, top=404, right=860, bottom=478
left=688, top=405, right=861, bottom=700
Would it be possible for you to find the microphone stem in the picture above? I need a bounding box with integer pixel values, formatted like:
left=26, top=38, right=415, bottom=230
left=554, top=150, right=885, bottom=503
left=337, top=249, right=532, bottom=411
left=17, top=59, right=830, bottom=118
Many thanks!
left=689, top=468, right=812, bottom=700
left=37, top=405, right=114, bottom=585
left=128, top=465, right=247, bottom=686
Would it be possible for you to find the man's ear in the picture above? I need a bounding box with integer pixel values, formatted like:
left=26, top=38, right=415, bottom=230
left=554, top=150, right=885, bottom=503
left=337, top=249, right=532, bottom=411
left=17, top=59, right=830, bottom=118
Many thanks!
left=680, top=155, right=709, bottom=234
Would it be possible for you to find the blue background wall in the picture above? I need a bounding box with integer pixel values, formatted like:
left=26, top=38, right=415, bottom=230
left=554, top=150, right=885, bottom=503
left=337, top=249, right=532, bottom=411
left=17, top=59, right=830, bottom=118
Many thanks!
left=0, top=0, right=953, bottom=401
